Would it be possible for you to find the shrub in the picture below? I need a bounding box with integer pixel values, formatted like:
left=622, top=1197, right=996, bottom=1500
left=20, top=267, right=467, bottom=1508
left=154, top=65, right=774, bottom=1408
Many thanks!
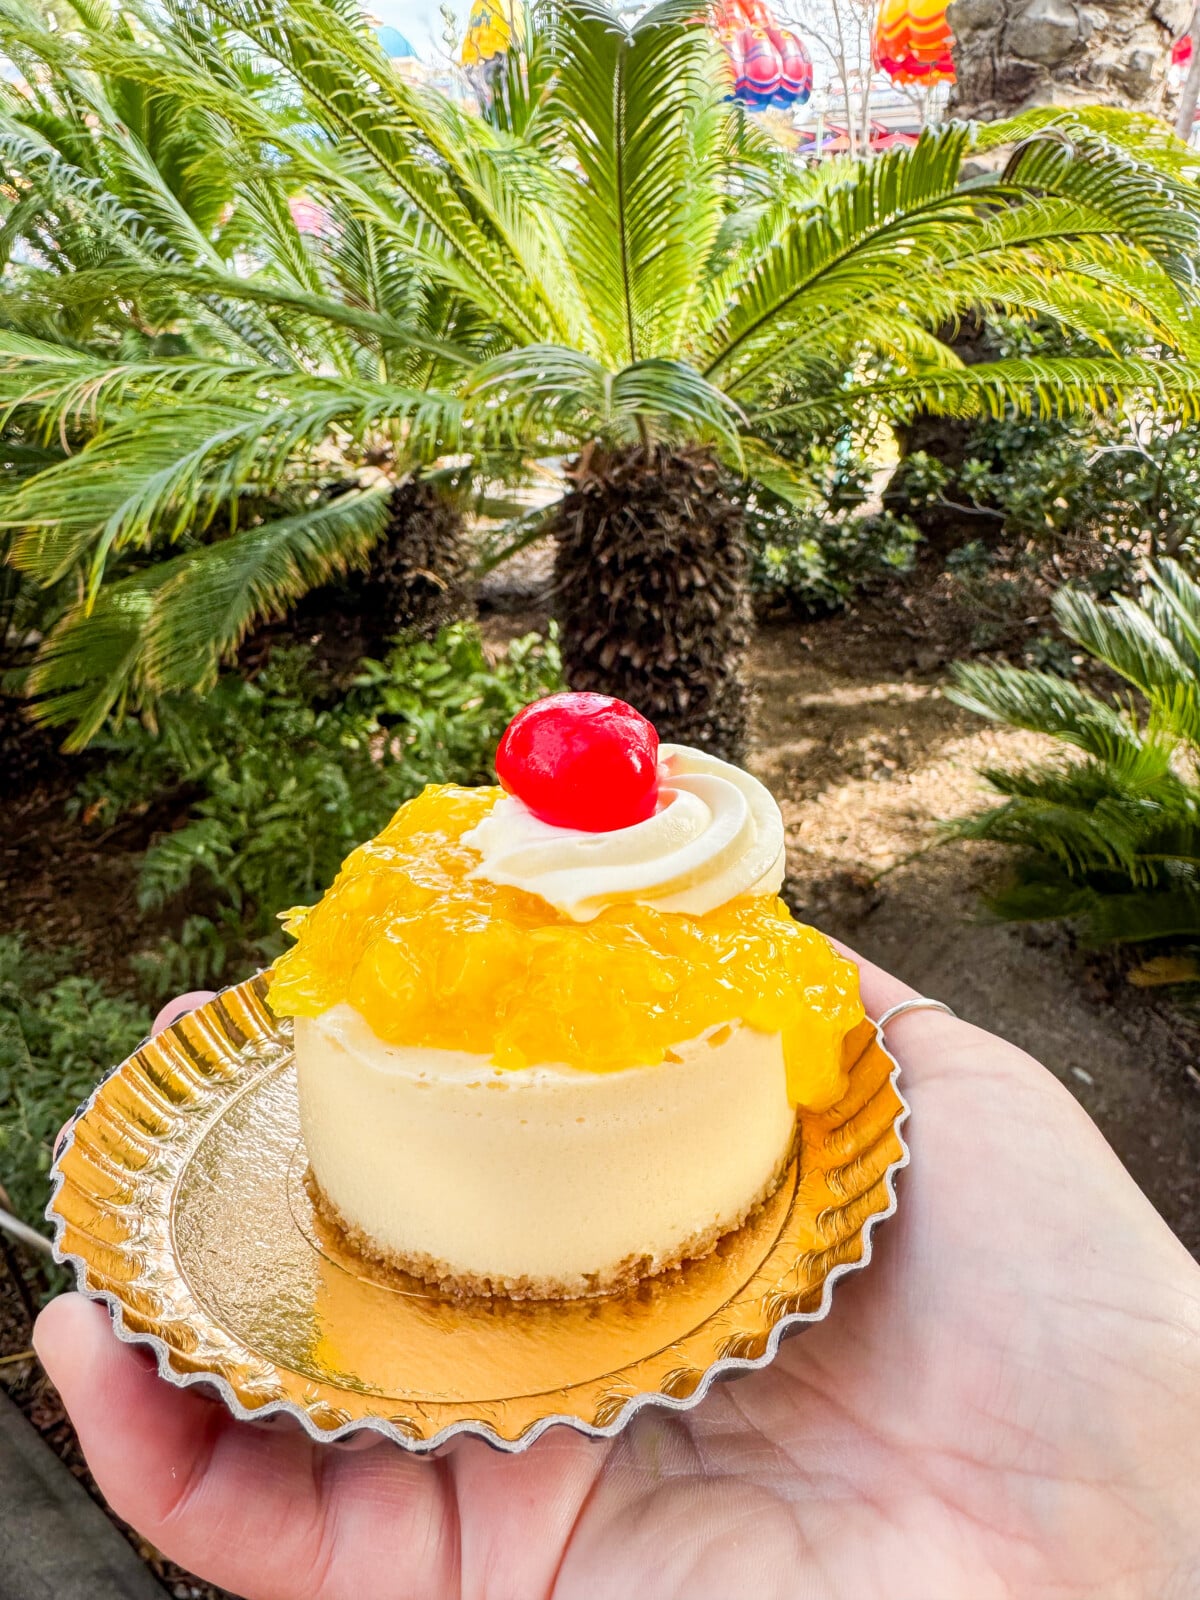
left=947, top=561, right=1200, bottom=974
left=748, top=318, right=1200, bottom=627
left=744, top=423, right=920, bottom=614
left=889, top=321, right=1200, bottom=589
left=77, top=625, right=563, bottom=996
left=0, top=936, right=148, bottom=1230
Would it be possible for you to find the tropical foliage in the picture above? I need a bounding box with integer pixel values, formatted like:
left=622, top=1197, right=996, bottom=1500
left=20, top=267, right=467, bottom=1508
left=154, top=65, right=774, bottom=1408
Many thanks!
left=949, top=561, right=1200, bottom=966
left=743, top=419, right=921, bottom=613
left=884, top=318, right=1200, bottom=583
left=0, top=934, right=147, bottom=1228
left=74, top=624, right=561, bottom=995
left=1, top=1, right=1200, bottom=750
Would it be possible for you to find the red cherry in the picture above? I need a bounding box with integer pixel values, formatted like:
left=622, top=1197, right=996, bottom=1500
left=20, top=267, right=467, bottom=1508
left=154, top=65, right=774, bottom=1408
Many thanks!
left=495, top=692, right=660, bottom=832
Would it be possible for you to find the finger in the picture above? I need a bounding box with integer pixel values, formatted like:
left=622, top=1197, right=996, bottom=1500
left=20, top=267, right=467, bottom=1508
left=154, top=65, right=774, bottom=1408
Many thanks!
left=449, top=1429, right=604, bottom=1597
left=34, top=1295, right=456, bottom=1600
left=827, top=938, right=922, bottom=1021
left=152, top=991, right=218, bottom=1036
left=829, top=940, right=1014, bottom=1086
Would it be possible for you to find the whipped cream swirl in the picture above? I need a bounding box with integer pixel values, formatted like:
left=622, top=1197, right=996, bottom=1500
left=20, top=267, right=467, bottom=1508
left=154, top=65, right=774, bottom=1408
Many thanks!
left=462, top=745, right=786, bottom=922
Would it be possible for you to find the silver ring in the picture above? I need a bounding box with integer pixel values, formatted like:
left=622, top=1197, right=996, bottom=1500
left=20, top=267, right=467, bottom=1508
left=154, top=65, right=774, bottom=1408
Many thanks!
left=876, top=998, right=957, bottom=1031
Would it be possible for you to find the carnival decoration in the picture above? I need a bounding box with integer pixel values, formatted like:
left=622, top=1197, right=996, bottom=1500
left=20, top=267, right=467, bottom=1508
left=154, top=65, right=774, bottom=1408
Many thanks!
left=712, top=0, right=812, bottom=111
left=873, top=0, right=955, bottom=86
left=461, top=0, right=522, bottom=69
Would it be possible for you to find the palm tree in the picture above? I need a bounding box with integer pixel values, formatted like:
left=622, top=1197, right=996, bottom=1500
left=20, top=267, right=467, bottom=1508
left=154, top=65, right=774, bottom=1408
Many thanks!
left=0, top=0, right=315, bottom=392
left=0, top=0, right=479, bottom=686
left=948, top=561, right=1200, bottom=960
left=0, top=0, right=244, bottom=770
left=4, top=0, right=1200, bottom=753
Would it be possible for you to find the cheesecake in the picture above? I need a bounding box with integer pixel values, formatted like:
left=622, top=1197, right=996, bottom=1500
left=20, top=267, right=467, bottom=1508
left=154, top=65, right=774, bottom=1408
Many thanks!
left=294, top=1007, right=797, bottom=1298
left=269, top=694, right=863, bottom=1299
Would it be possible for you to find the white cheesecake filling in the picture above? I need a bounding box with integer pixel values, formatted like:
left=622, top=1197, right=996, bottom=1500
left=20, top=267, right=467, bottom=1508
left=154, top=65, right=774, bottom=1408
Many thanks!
left=295, top=1004, right=797, bottom=1293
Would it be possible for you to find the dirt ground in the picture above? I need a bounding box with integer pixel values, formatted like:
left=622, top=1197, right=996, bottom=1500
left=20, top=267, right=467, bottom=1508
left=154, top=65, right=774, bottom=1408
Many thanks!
left=747, top=618, right=1200, bottom=1256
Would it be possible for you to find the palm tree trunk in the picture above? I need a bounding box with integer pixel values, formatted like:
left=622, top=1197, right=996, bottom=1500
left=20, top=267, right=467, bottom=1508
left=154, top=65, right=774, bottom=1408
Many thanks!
left=242, top=478, right=475, bottom=682
left=309, top=475, right=475, bottom=654
left=948, top=0, right=1192, bottom=122
left=553, top=445, right=751, bottom=761
left=359, top=477, right=476, bottom=644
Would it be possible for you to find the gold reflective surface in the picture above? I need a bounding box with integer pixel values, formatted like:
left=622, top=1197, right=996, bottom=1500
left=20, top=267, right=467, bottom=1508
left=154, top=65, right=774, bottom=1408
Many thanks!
left=48, top=975, right=907, bottom=1451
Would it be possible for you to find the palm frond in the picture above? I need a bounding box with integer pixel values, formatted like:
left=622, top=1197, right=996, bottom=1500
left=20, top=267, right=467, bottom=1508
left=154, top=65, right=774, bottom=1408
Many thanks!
left=1133, top=561, right=1200, bottom=679
left=1001, top=119, right=1200, bottom=289
left=5, top=375, right=465, bottom=589
left=548, top=0, right=725, bottom=364
left=948, top=661, right=1156, bottom=770
left=143, top=485, right=391, bottom=689
left=25, top=484, right=391, bottom=739
left=471, top=343, right=744, bottom=452
left=1053, top=584, right=1192, bottom=698
left=752, top=356, right=1200, bottom=433
left=972, top=107, right=1200, bottom=180
left=1079, top=887, right=1200, bottom=946
left=22, top=573, right=163, bottom=746
left=951, top=561, right=1200, bottom=961
left=698, top=125, right=977, bottom=393
left=955, top=784, right=1151, bottom=876
left=126, top=0, right=561, bottom=344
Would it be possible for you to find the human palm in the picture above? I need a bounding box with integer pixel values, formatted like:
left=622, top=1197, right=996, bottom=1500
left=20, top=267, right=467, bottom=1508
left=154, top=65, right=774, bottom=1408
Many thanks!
left=35, top=957, right=1200, bottom=1600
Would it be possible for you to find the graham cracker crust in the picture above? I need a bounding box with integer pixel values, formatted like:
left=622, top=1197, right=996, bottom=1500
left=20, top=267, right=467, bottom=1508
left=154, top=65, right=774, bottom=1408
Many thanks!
left=304, top=1143, right=797, bottom=1302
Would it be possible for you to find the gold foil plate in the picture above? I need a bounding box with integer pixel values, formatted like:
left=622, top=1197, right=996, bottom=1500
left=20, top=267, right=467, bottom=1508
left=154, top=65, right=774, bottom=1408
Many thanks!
left=47, top=974, right=909, bottom=1454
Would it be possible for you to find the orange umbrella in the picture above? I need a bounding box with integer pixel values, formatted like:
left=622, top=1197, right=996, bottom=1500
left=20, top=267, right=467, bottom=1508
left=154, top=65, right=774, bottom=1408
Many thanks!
left=873, top=0, right=955, bottom=86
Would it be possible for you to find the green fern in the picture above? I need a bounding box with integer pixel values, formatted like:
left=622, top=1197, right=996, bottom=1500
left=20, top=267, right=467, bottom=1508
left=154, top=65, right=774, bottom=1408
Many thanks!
left=949, top=561, right=1200, bottom=960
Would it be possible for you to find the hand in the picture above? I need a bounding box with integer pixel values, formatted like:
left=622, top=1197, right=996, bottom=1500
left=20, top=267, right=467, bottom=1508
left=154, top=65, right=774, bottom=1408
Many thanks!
left=35, top=960, right=1200, bottom=1600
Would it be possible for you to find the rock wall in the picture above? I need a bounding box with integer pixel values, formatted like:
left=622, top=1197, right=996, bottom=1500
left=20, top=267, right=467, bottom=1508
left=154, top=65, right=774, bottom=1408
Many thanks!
left=948, top=0, right=1193, bottom=120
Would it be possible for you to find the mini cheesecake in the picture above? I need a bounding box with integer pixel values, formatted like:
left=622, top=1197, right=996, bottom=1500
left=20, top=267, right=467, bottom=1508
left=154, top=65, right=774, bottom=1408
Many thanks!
left=296, top=1007, right=797, bottom=1299
left=270, top=694, right=863, bottom=1300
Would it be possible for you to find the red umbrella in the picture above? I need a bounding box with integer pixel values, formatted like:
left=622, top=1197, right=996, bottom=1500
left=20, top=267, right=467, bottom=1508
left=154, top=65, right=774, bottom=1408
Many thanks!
left=871, top=128, right=919, bottom=150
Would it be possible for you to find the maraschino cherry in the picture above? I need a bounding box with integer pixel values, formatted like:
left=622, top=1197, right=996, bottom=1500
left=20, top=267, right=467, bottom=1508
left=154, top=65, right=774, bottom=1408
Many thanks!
left=495, top=692, right=660, bottom=832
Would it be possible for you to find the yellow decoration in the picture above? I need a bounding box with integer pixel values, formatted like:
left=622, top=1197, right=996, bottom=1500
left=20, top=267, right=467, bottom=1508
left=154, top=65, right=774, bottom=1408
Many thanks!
left=269, top=784, right=864, bottom=1110
left=461, top=0, right=522, bottom=67
left=873, top=0, right=955, bottom=85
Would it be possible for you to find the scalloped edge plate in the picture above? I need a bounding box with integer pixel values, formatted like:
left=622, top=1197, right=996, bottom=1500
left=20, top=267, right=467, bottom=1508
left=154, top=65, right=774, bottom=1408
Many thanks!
left=47, top=973, right=908, bottom=1454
